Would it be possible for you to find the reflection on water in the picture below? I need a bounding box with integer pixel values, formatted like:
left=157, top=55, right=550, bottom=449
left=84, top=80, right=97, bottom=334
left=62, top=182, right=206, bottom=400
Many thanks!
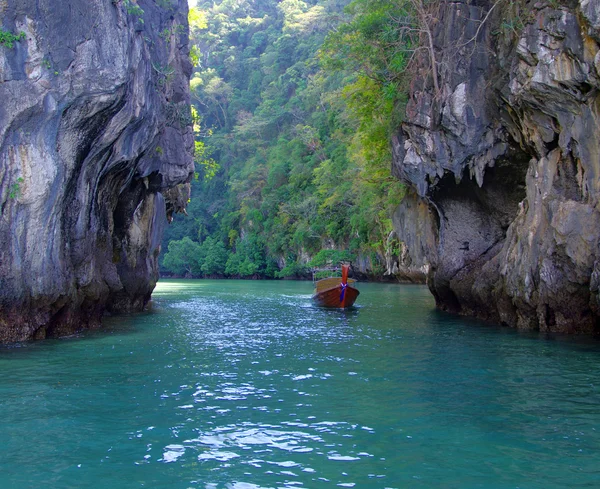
left=1, top=279, right=600, bottom=489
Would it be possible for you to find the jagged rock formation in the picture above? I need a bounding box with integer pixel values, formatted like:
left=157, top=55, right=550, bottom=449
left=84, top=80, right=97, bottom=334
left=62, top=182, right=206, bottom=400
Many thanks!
left=0, top=0, right=194, bottom=342
left=393, top=0, right=600, bottom=333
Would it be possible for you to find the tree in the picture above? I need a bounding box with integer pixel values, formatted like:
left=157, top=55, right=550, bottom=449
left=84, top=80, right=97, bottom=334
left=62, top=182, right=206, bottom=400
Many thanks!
left=200, top=236, right=228, bottom=275
left=162, top=237, right=203, bottom=276
left=161, top=0, right=409, bottom=279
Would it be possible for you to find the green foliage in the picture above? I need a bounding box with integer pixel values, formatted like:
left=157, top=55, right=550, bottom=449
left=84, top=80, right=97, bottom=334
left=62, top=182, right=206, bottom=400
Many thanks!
left=0, top=30, right=26, bottom=48
left=8, top=177, right=24, bottom=199
left=226, top=235, right=270, bottom=277
left=160, top=24, right=185, bottom=41
left=275, top=260, right=310, bottom=278
left=194, top=141, right=220, bottom=181
left=309, top=249, right=356, bottom=267
left=161, top=0, right=408, bottom=278
left=162, top=237, right=203, bottom=275
left=121, top=0, right=144, bottom=22
left=320, top=0, right=414, bottom=130
left=200, top=236, right=228, bottom=275
left=190, top=45, right=201, bottom=67
left=189, top=7, right=208, bottom=31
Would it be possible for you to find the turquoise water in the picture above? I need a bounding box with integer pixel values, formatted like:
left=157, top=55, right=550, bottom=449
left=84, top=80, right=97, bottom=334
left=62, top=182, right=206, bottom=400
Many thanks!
left=1, top=280, right=600, bottom=489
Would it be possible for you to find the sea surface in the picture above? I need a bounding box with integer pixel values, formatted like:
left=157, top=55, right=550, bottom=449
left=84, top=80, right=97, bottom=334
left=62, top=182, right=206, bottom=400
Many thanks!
left=1, top=279, right=600, bottom=488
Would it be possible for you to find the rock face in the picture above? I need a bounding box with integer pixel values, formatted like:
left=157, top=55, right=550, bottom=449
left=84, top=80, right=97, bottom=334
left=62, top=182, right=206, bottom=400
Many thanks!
left=0, top=0, right=194, bottom=342
left=392, top=0, right=600, bottom=333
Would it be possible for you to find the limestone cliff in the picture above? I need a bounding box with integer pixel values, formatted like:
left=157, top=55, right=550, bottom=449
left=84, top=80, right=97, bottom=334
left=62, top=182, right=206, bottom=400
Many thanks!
left=0, top=0, right=194, bottom=342
left=393, top=0, right=600, bottom=333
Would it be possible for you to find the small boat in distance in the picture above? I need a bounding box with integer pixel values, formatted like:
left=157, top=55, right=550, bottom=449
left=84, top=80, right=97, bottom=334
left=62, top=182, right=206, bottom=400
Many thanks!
left=312, top=263, right=359, bottom=308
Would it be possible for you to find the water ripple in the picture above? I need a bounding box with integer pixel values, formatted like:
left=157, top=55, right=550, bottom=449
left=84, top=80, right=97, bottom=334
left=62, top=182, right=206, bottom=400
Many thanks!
left=2, top=280, right=600, bottom=489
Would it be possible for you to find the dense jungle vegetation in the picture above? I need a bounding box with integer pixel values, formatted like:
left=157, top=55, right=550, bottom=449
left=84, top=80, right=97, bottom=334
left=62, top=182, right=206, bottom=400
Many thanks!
left=161, top=0, right=414, bottom=278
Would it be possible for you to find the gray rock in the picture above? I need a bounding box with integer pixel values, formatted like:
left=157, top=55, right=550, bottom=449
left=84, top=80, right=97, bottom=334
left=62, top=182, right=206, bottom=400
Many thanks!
left=0, top=0, right=194, bottom=342
left=392, top=0, right=600, bottom=333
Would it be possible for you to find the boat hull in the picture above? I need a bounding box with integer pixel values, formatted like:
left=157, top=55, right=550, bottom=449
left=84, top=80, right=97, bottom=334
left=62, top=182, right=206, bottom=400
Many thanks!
left=312, top=285, right=360, bottom=309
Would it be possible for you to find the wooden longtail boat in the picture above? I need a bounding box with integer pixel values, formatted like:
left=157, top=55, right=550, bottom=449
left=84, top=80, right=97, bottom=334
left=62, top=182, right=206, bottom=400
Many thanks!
left=312, top=264, right=359, bottom=308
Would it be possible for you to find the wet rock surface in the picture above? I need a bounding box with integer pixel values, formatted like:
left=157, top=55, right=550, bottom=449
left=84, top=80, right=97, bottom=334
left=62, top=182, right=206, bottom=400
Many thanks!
left=393, top=0, right=600, bottom=333
left=0, top=0, right=194, bottom=342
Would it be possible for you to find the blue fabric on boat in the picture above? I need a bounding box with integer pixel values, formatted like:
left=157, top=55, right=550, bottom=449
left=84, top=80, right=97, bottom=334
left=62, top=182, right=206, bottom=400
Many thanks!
left=340, top=283, right=347, bottom=302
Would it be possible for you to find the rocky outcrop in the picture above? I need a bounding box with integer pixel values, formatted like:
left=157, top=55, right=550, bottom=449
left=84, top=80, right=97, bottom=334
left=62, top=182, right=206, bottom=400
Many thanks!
left=0, top=0, right=194, bottom=342
left=391, top=191, right=437, bottom=282
left=392, top=0, right=600, bottom=333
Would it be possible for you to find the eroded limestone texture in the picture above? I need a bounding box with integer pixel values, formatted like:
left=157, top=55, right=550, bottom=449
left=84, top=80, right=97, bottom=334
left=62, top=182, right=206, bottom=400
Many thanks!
left=0, top=0, right=194, bottom=342
left=393, top=0, right=600, bottom=333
